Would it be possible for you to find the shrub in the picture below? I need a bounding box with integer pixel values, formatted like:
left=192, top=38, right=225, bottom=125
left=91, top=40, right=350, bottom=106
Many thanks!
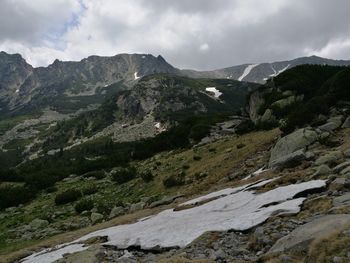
left=111, top=166, right=137, bottom=184
left=75, top=198, right=94, bottom=213
left=45, top=186, right=57, bottom=193
left=55, top=189, right=82, bottom=205
left=193, top=155, right=202, bottom=161
left=82, top=184, right=98, bottom=195
left=163, top=173, right=185, bottom=188
left=0, top=185, right=35, bottom=209
left=182, top=164, right=190, bottom=170
left=189, top=124, right=212, bottom=141
left=25, top=172, right=58, bottom=190
left=140, top=170, right=154, bottom=182
left=82, top=170, right=106, bottom=180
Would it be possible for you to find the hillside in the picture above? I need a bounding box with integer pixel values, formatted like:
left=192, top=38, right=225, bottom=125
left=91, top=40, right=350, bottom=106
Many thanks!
left=183, top=55, right=350, bottom=83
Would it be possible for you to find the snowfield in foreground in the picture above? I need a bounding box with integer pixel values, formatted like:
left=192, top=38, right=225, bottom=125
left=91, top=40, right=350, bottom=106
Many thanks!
left=21, top=179, right=326, bottom=263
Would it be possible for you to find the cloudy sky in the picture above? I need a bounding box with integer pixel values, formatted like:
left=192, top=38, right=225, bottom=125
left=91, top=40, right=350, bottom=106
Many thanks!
left=1, top=0, right=350, bottom=70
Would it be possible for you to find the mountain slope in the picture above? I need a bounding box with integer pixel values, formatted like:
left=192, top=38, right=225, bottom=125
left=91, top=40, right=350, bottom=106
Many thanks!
left=0, top=53, right=178, bottom=117
left=182, top=55, right=350, bottom=83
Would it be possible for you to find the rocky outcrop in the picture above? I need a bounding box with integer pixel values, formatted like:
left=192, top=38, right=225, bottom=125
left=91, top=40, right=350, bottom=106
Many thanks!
left=269, top=128, right=319, bottom=168
left=268, top=214, right=350, bottom=254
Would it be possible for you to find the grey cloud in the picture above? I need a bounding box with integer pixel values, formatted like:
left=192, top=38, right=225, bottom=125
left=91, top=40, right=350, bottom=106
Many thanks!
left=1, top=0, right=350, bottom=69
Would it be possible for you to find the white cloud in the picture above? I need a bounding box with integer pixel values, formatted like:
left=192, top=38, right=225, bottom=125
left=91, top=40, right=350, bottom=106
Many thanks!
left=307, top=38, right=350, bottom=59
left=0, top=0, right=350, bottom=69
left=199, top=43, right=210, bottom=52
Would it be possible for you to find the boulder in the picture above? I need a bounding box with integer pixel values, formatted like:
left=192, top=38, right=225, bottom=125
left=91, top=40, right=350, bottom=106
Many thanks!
left=333, top=160, right=350, bottom=174
left=344, top=149, right=350, bottom=158
left=269, top=128, right=318, bottom=168
left=260, top=109, right=276, bottom=124
left=269, top=214, right=350, bottom=254
left=313, top=164, right=332, bottom=176
left=269, top=149, right=307, bottom=169
left=333, top=193, right=350, bottom=207
left=318, top=116, right=343, bottom=132
left=341, top=116, right=350, bottom=128
left=129, top=202, right=145, bottom=213
left=315, top=151, right=343, bottom=166
left=271, top=95, right=303, bottom=109
left=91, top=213, right=104, bottom=224
left=329, top=178, right=350, bottom=191
left=109, top=206, right=125, bottom=219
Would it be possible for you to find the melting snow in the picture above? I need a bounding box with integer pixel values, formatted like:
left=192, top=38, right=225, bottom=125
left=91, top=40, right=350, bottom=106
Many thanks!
left=21, top=179, right=326, bottom=263
left=134, top=72, right=141, bottom=80
left=15, top=89, right=20, bottom=93
left=269, top=64, right=290, bottom=77
left=205, top=87, right=222, bottom=98
left=238, top=64, right=259, bottom=81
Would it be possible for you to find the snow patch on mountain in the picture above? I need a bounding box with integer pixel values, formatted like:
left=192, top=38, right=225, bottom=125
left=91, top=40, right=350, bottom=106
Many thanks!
left=134, top=72, right=141, bottom=80
left=205, top=87, right=222, bottom=98
left=238, top=64, right=259, bottom=81
left=269, top=64, right=290, bottom=77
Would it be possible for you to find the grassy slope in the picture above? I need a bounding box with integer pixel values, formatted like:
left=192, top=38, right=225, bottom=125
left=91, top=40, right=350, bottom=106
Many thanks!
left=0, top=129, right=279, bottom=262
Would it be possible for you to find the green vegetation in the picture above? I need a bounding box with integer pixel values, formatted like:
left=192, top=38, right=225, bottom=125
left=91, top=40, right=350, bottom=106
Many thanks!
left=54, top=189, right=82, bottom=205
left=111, top=167, right=137, bottom=184
left=254, top=65, right=350, bottom=133
left=74, top=198, right=94, bottom=214
left=0, top=185, right=34, bottom=209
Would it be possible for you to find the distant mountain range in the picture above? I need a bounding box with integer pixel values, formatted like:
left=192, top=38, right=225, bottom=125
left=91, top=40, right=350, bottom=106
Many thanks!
left=0, top=51, right=350, bottom=117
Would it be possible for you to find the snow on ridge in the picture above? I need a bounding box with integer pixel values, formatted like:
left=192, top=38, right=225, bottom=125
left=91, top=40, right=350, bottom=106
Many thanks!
left=205, top=87, right=222, bottom=98
left=21, top=179, right=326, bottom=263
left=134, top=72, right=141, bottom=80
left=238, top=64, right=259, bottom=81
left=269, top=64, right=290, bottom=77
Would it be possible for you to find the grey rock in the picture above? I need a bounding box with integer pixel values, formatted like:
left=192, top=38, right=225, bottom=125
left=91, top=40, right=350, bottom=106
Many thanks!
left=149, top=195, right=182, bottom=208
left=129, top=202, right=145, bottom=213
left=313, top=164, right=332, bottom=176
left=333, top=160, right=350, bottom=174
left=333, top=193, right=350, bottom=207
left=318, top=116, right=343, bottom=132
left=91, top=213, right=104, bottom=224
left=269, top=128, right=318, bottom=168
left=29, top=219, right=49, bottom=230
left=330, top=178, right=350, bottom=190
left=344, top=149, right=350, bottom=158
left=333, top=256, right=343, bottom=263
left=279, top=254, right=292, bottom=263
left=109, top=206, right=125, bottom=219
left=269, top=149, right=307, bottom=169
left=315, top=151, right=343, bottom=166
left=269, top=214, right=350, bottom=253
left=341, top=116, right=350, bottom=128
left=260, top=109, right=276, bottom=124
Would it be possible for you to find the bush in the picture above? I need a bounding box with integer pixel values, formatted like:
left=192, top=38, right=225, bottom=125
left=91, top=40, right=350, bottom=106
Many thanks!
left=82, top=184, right=98, bottom=195
left=0, top=185, right=35, bottom=209
left=75, top=198, right=94, bottom=213
left=45, top=186, right=57, bottom=193
left=82, top=170, right=106, bottom=180
left=55, top=189, right=82, bottom=205
left=193, top=155, right=201, bottom=161
left=163, top=173, right=185, bottom=188
left=111, top=167, right=137, bottom=184
left=189, top=124, right=212, bottom=141
left=25, top=172, right=58, bottom=190
left=140, top=170, right=154, bottom=182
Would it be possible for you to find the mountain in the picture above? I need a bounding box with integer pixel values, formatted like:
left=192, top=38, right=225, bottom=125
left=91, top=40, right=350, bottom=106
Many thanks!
left=182, top=55, right=350, bottom=83
left=0, top=53, right=178, bottom=117
left=2, top=63, right=350, bottom=263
